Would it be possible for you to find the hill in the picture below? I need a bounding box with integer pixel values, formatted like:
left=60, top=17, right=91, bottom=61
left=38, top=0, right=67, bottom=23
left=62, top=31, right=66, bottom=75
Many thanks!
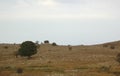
left=0, top=41, right=120, bottom=76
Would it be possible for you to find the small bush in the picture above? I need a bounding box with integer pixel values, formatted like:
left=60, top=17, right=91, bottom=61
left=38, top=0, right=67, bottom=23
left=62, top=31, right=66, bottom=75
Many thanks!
left=110, top=45, right=115, bottom=49
left=47, top=61, right=52, bottom=64
left=44, top=40, right=49, bottom=44
left=48, top=50, right=51, bottom=51
left=69, top=47, right=72, bottom=50
left=68, top=45, right=72, bottom=50
left=52, top=42, right=57, bottom=46
left=16, top=68, right=23, bottom=74
left=4, top=46, right=8, bottom=49
left=4, top=66, right=11, bottom=70
left=103, top=44, right=108, bottom=47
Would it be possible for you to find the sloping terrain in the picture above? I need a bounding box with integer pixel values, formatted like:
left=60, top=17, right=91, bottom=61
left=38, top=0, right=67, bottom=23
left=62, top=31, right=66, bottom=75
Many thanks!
left=0, top=41, right=120, bottom=76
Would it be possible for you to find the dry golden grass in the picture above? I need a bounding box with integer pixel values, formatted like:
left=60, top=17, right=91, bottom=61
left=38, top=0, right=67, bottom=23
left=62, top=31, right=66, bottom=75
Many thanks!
left=0, top=41, right=120, bottom=76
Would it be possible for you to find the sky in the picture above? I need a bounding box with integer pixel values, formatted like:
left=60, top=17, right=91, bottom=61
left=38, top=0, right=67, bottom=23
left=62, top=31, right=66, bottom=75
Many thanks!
left=0, top=0, right=120, bottom=45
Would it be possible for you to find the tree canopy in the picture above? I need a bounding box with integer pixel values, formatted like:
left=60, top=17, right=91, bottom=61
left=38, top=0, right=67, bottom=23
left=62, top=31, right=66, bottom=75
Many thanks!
left=18, top=41, right=37, bottom=59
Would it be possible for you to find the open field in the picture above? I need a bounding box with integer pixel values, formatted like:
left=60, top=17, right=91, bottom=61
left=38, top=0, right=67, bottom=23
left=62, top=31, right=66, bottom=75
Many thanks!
left=0, top=41, right=120, bottom=76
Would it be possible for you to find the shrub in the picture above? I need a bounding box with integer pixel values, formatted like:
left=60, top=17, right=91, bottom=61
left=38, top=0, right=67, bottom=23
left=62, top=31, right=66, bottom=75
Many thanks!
left=68, top=45, right=72, bottom=50
left=103, top=44, right=108, bottom=47
left=4, top=66, right=11, bottom=70
left=52, top=42, right=57, bottom=46
left=47, top=61, right=52, bottom=64
left=16, top=68, right=23, bottom=74
left=110, top=45, right=115, bottom=49
left=44, top=40, right=49, bottom=44
left=68, top=47, right=72, bottom=50
left=18, top=41, right=37, bottom=59
left=4, top=46, right=8, bottom=49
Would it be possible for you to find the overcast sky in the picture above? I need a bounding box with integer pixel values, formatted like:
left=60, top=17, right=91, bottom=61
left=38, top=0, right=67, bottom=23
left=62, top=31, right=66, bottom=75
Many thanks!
left=0, top=0, right=120, bottom=45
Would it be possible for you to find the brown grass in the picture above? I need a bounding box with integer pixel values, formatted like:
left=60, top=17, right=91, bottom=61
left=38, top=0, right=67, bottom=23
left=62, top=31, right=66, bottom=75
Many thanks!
left=0, top=41, right=120, bottom=76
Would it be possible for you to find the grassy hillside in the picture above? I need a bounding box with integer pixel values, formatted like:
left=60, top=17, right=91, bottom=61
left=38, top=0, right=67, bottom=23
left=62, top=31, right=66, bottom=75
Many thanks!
left=0, top=41, right=120, bottom=76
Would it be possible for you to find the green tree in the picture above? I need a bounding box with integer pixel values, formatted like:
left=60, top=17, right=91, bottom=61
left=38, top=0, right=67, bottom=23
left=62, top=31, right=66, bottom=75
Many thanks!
left=52, top=42, right=57, bottom=46
left=18, top=41, right=37, bottom=59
